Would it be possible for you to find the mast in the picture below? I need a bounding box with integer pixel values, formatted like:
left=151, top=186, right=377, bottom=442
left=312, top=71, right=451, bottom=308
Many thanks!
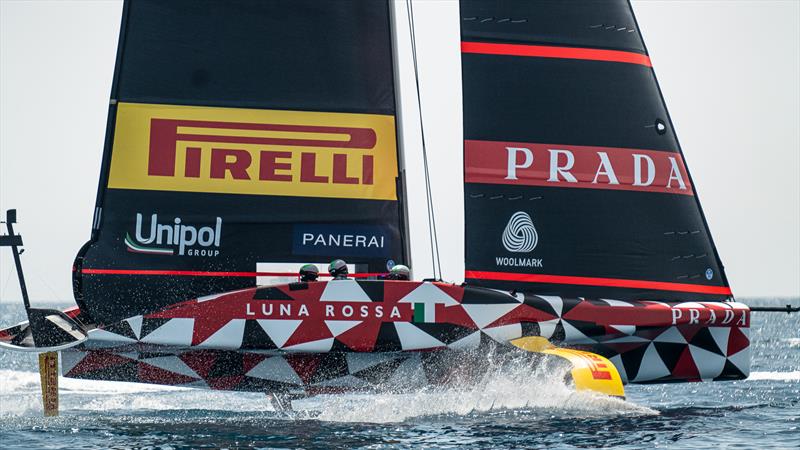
left=389, top=1, right=413, bottom=278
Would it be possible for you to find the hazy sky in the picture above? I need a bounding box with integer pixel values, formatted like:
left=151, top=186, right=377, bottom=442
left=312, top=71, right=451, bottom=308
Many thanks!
left=1, top=0, right=798, bottom=304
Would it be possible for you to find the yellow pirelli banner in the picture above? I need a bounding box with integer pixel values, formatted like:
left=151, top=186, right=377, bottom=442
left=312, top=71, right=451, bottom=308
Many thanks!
left=107, top=102, right=398, bottom=200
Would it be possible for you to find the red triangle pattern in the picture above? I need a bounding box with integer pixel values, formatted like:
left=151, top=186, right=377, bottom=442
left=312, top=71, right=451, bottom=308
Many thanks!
left=671, top=346, right=700, bottom=379
left=138, top=361, right=197, bottom=385
left=68, top=351, right=133, bottom=375
left=179, top=350, right=218, bottom=379
left=286, top=354, right=322, bottom=384
left=726, top=327, right=750, bottom=356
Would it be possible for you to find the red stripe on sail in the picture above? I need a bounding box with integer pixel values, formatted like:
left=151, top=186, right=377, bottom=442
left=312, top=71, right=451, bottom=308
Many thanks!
left=461, top=42, right=652, bottom=67
left=82, top=269, right=384, bottom=278
left=464, top=271, right=732, bottom=296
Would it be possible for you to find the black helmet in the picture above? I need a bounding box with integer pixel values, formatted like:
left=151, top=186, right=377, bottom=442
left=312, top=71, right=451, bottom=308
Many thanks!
left=299, top=264, right=319, bottom=282
left=387, top=264, right=410, bottom=280
left=328, top=259, right=349, bottom=279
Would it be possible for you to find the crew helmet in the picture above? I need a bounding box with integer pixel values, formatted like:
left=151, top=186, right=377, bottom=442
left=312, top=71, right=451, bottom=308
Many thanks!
left=388, top=264, right=410, bottom=280
left=299, top=264, right=319, bottom=282
left=328, top=259, right=349, bottom=279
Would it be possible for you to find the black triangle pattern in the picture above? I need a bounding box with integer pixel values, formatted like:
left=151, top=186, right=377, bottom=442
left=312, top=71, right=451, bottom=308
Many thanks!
left=521, top=321, right=540, bottom=337
left=653, top=342, right=687, bottom=372
left=560, top=298, right=582, bottom=316
left=523, top=295, right=559, bottom=317
left=551, top=321, right=566, bottom=342
left=619, top=343, right=650, bottom=382
left=373, top=322, right=403, bottom=351
left=461, top=286, right=518, bottom=304
left=410, top=323, right=477, bottom=345
left=351, top=357, right=407, bottom=386
left=139, top=318, right=171, bottom=339
left=309, top=354, right=348, bottom=384
left=253, top=287, right=294, bottom=300
left=562, top=319, right=606, bottom=340
left=100, top=320, right=137, bottom=340
left=715, top=360, right=746, bottom=381
left=356, top=280, right=384, bottom=302
left=688, top=328, right=724, bottom=356
left=240, top=320, right=278, bottom=350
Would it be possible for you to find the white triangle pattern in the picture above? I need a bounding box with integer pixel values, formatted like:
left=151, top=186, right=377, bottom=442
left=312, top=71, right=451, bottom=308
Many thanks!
left=283, top=337, right=334, bottom=352
left=633, top=343, right=672, bottom=382
left=140, top=355, right=201, bottom=379
left=708, top=327, right=732, bottom=355
left=257, top=319, right=302, bottom=348
left=197, top=319, right=245, bottom=349
left=60, top=349, right=85, bottom=375
left=346, top=353, right=402, bottom=374
left=140, top=318, right=194, bottom=346
left=446, top=331, right=481, bottom=350
left=609, top=354, right=628, bottom=384
left=325, top=320, right=362, bottom=337
left=727, top=346, right=751, bottom=376
left=562, top=321, right=595, bottom=344
left=482, top=324, right=522, bottom=343
left=538, top=296, right=563, bottom=317
left=688, top=344, right=727, bottom=379
left=394, top=322, right=446, bottom=350
left=126, top=316, right=143, bottom=339
left=653, top=327, right=687, bottom=344
left=246, top=356, right=303, bottom=384
left=313, top=375, right=369, bottom=388
left=387, top=354, right=427, bottom=389
left=609, top=324, right=636, bottom=336
left=89, top=329, right=137, bottom=343
left=462, top=303, right=520, bottom=329
left=320, top=280, right=371, bottom=302
left=537, top=319, right=560, bottom=339
left=397, top=282, right=458, bottom=305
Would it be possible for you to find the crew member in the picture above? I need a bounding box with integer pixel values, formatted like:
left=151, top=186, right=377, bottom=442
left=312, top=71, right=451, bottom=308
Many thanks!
left=385, top=264, right=410, bottom=281
left=328, top=259, right=349, bottom=280
left=299, top=264, right=319, bottom=282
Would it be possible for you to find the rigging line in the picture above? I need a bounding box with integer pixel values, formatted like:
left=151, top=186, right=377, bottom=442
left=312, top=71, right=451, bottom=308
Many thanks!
left=405, top=0, right=442, bottom=280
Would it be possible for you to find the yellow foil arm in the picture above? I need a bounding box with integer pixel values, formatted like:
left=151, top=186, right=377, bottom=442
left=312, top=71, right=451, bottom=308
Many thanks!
left=511, top=336, right=625, bottom=398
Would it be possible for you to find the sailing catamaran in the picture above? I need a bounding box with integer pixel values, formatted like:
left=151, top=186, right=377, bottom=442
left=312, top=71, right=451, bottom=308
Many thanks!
left=1, top=0, right=757, bottom=416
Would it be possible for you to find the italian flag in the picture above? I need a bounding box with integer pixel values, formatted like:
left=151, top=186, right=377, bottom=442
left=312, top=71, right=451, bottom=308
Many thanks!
left=413, top=303, right=436, bottom=323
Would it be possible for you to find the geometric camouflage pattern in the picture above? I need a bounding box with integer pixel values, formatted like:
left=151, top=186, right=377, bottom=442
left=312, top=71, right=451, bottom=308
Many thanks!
left=53, top=280, right=750, bottom=393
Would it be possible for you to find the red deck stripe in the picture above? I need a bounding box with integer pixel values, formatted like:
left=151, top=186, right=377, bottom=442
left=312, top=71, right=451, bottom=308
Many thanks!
left=461, top=42, right=652, bottom=67
left=82, top=269, right=384, bottom=279
left=464, top=271, right=732, bottom=296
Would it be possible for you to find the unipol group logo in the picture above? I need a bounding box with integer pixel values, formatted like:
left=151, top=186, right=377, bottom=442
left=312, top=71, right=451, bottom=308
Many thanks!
left=497, top=211, right=543, bottom=268
left=502, top=211, right=538, bottom=252
left=125, top=213, right=222, bottom=257
left=107, top=103, right=399, bottom=201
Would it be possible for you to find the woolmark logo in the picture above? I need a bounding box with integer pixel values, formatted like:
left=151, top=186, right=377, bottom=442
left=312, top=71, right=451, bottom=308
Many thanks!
left=125, top=213, right=222, bottom=257
left=502, top=211, right=538, bottom=253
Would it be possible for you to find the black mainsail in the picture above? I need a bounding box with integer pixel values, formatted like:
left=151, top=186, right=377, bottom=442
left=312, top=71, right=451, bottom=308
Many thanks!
left=74, top=0, right=407, bottom=325
left=460, top=0, right=731, bottom=301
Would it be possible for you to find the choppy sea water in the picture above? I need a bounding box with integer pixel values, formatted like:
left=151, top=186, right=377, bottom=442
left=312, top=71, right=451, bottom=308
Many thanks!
left=0, top=299, right=797, bottom=449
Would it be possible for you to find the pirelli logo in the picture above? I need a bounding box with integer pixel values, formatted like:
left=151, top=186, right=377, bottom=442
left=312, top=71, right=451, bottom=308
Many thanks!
left=108, top=103, right=398, bottom=200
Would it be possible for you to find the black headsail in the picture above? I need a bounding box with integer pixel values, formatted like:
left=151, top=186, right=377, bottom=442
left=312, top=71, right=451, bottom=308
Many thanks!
left=460, top=0, right=731, bottom=301
left=74, top=0, right=406, bottom=325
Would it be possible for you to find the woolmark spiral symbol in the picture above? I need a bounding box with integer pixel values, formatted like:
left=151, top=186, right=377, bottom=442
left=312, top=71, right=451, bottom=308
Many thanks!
left=502, top=211, right=538, bottom=252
